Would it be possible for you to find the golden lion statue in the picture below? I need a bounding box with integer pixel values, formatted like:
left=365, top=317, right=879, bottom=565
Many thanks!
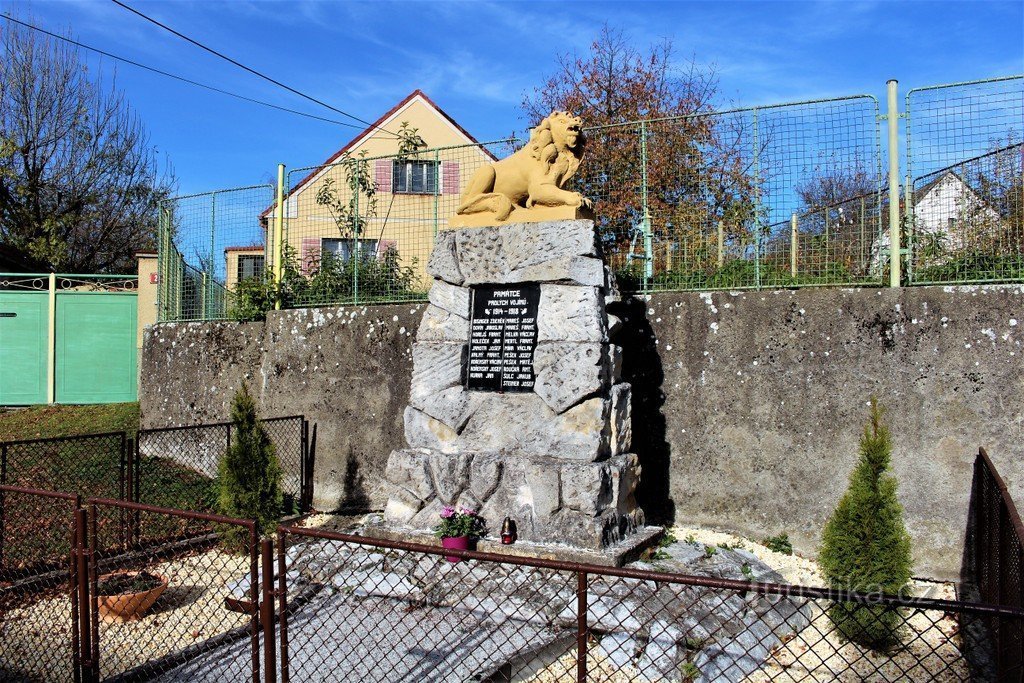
left=455, top=111, right=592, bottom=222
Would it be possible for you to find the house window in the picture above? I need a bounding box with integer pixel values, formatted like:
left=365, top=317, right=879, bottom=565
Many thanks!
left=237, top=254, right=265, bottom=282
left=392, top=160, right=438, bottom=194
left=322, top=238, right=378, bottom=262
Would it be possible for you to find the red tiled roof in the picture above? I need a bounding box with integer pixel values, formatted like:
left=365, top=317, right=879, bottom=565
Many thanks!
left=259, top=90, right=495, bottom=222
left=223, top=245, right=266, bottom=253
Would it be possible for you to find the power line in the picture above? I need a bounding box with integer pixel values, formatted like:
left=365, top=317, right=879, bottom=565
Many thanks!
left=0, top=13, right=365, bottom=129
left=110, top=0, right=401, bottom=139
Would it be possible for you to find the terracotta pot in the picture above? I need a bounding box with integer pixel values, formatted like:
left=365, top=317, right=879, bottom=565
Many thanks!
left=96, top=571, right=168, bottom=623
left=441, top=536, right=470, bottom=563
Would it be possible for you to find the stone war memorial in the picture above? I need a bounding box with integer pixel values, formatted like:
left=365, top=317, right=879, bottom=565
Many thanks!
left=378, top=111, right=660, bottom=563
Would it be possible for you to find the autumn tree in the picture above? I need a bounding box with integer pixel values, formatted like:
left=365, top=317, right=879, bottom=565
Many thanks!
left=522, top=25, right=760, bottom=273
left=0, top=18, right=173, bottom=272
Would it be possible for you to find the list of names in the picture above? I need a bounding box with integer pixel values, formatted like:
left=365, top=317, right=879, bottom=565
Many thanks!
left=466, top=284, right=540, bottom=392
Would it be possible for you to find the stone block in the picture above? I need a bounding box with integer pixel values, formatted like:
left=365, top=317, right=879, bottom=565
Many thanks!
left=410, top=386, right=480, bottom=434
left=469, top=452, right=504, bottom=502
left=456, top=393, right=550, bottom=453
left=428, top=280, right=471, bottom=318
left=506, top=256, right=605, bottom=287
left=531, top=395, right=611, bottom=461
left=455, top=226, right=504, bottom=284
left=384, top=448, right=434, bottom=501
left=525, top=459, right=561, bottom=517
left=410, top=342, right=464, bottom=402
left=426, top=231, right=463, bottom=285
left=383, top=485, right=425, bottom=524
left=610, top=345, right=623, bottom=381
left=611, top=453, right=641, bottom=514
left=537, top=285, right=606, bottom=343
left=500, top=220, right=598, bottom=268
left=403, top=406, right=458, bottom=453
left=533, top=342, right=605, bottom=414
left=560, top=461, right=614, bottom=516
left=428, top=451, right=471, bottom=505
left=416, top=304, right=469, bottom=342
left=610, top=382, right=632, bottom=454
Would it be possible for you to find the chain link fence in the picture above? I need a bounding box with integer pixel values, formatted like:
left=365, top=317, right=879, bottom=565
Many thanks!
left=157, top=185, right=275, bottom=322
left=3, top=483, right=1024, bottom=681
left=136, top=415, right=311, bottom=514
left=154, top=76, right=1022, bottom=323
left=270, top=526, right=1021, bottom=682
left=906, top=76, right=1024, bottom=284
left=580, top=96, right=884, bottom=291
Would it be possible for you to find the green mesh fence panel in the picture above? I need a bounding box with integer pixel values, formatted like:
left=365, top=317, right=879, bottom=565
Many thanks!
left=157, top=185, right=274, bottom=322
left=906, top=76, right=1024, bottom=285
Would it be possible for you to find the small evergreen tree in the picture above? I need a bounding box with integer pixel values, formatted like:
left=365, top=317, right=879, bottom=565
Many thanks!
left=819, top=397, right=913, bottom=649
left=218, top=384, right=282, bottom=550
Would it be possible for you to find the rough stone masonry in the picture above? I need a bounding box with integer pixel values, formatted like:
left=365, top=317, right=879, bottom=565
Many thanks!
left=381, top=220, right=645, bottom=549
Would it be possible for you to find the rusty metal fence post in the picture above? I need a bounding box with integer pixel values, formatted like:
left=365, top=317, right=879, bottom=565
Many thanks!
left=261, top=538, right=277, bottom=683
left=251, top=525, right=261, bottom=683
left=577, top=570, right=588, bottom=683
left=277, top=528, right=291, bottom=683
left=0, top=443, right=6, bottom=568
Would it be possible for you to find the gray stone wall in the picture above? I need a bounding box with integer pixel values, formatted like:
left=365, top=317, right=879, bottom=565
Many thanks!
left=140, top=284, right=1024, bottom=580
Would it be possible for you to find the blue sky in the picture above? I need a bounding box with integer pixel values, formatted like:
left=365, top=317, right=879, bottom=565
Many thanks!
left=3, top=0, right=1022, bottom=195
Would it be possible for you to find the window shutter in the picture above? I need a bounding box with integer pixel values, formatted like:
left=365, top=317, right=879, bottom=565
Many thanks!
left=300, top=237, right=321, bottom=275
left=375, top=159, right=392, bottom=193
left=377, top=239, right=397, bottom=260
left=442, top=162, right=460, bottom=195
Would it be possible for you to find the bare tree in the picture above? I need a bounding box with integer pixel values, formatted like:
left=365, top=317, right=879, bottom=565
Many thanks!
left=0, top=18, right=174, bottom=273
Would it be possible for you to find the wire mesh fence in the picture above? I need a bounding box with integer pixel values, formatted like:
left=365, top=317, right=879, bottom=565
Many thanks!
left=157, top=185, right=275, bottom=322
left=3, top=487, right=1024, bottom=682
left=153, top=76, right=1023, bottom=323
left=906, top=76, right=1024, bottom=284
left=273, top=526, right=1023, bottom=682
left=136, top=415, right=311, bottom=515
left=970, top=447, right=1024, bottom=677
left=84, top=499, right=261, bottom=682
left=278, top=140, right=517, bottom=309
left=583, top=96, right=884, bottom=292
left=0, top=487, right=82, bottom=682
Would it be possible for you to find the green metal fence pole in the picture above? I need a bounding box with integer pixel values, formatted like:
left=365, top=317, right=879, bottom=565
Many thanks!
left=639, top=121, right=653, bottom=289
left=790, top=213, right=798, bottom=277
left=886, top=79, right=901, bottom=287
left=752, top=107, right=762, bottom=289
left=156, top=204, right=165, bottom=322
left=353, top=168, right=360, bottom=305
left=905, top=173, right=914, bottom=283
left=433, top=149, right=441, bottom=239
left=274, top=164, right=286, bottom=310
left=717, top=221, right=725, bottom=268
left=209, top=192, right=217, bottom=320
left=46, top=272, right=56, bottom=405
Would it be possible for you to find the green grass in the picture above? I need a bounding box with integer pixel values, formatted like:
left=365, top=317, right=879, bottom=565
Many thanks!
left=0, top=402, right=139, bottom=441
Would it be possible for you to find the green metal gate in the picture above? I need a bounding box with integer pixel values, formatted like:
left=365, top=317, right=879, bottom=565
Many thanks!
left=0, top=274, right=138, bottom=406
left=0, top=289, right=49, bottom=405
left=55, top=291, right=138, bottom=404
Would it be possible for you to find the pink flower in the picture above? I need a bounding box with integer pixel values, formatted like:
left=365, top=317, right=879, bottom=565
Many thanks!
left=440, top=505, right=455, bottom=519
left=460, top=507, right=477, bottom=516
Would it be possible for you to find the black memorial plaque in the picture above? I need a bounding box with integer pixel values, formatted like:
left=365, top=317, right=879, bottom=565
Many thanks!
left=466, top=283, right=540, bottom=392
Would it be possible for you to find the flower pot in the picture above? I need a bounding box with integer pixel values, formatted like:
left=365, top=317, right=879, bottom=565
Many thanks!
left=96, top=571, right=168, bottom=623
left=441, top=536, right=470, bottom=563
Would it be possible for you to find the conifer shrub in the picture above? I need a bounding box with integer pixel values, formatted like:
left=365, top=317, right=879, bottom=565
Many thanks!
left=217, top=384, right=282, bottom=551
left=818, top=397, right=912, bottom=649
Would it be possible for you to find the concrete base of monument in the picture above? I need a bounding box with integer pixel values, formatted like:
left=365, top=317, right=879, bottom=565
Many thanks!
left=359, top=522, right=665, bottom=568
left=447, top=204, right=594, bottom=229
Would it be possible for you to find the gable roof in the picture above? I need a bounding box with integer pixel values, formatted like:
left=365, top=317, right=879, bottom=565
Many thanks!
left=260, top=90, right=495, bottom=222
